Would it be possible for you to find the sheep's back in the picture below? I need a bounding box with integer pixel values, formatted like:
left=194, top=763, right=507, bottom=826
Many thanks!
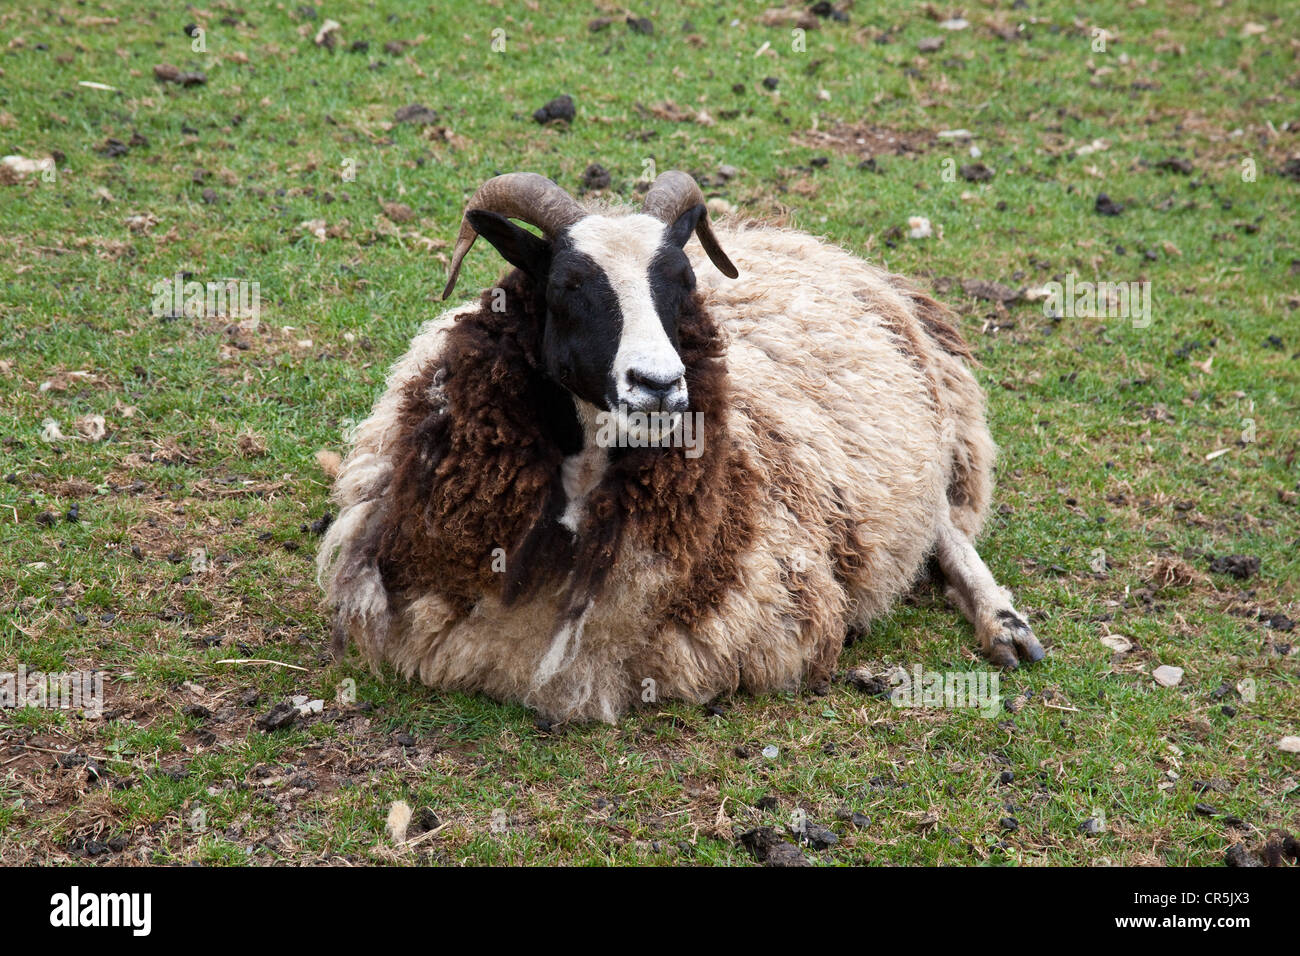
left=689, top=222, right=955, bottom=625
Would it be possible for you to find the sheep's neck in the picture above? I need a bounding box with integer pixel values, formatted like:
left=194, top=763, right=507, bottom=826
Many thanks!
left=558, top=399, right=610, bottom=534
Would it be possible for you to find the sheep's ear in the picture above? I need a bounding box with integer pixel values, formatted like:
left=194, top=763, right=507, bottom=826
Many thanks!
left=465, top=210, right=552, bottom=283
left=664, top=203, right=706, bottom=249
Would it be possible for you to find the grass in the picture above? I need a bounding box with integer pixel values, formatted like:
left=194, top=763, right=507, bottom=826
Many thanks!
left=0, top=0, right=1297, bottom=866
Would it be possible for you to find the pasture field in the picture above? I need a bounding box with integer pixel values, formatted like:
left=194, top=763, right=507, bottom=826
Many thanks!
left=0, top=0, right=1297, bottom=866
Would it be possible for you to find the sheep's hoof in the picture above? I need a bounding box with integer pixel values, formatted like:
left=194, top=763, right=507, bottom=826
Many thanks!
left=984, top=610, right=1045, bottom=669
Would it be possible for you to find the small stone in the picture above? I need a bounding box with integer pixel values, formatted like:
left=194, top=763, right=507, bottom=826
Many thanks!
left=761, top=744, right=779, bottom=760
left=1152, top=665, right=1184, bottom=687
left=1278, top=736, right=1300, bottom=754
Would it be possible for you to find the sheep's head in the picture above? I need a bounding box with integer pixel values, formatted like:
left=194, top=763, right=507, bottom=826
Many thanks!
left=442, top=172, right=737, bottom=426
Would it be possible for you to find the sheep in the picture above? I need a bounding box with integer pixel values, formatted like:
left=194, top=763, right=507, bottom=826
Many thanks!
left=317, top=170, right=1044, bottom=724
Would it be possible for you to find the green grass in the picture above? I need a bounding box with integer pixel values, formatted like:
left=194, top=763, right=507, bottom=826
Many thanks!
left=0, top=0, right=1296, bottom=866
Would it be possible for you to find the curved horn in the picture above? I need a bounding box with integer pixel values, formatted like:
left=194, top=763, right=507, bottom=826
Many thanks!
left=442, top=173, right=585, bottom=299
left=642, top=170, right=739, bottom=279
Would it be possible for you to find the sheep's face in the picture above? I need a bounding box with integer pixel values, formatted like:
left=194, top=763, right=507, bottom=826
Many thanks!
left=466, top=208, right=706, bottom=434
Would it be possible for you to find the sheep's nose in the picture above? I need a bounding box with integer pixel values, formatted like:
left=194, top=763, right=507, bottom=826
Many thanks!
left=626, top=367, right=685, bottom=406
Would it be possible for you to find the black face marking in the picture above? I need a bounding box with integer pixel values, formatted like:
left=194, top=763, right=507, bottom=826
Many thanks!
left=647, top=244, right=695, bottom=353
left=541, top=244, right=622, bottom=409
left=649, top=204, right=705, bottom=348
left=527, top=366, right=585, bottom=457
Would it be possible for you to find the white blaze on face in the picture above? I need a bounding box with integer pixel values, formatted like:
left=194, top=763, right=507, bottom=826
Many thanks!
left=565, top=214, right=687, bottom=424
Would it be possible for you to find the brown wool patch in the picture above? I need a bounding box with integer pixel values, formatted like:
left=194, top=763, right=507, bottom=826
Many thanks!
left=905, top=287, right=975, bottom=362
left=603, top=291, right=763, bottom=630
left=371, top=271, right=764, bottom=634
left=375, top=271, right=567, bottom=615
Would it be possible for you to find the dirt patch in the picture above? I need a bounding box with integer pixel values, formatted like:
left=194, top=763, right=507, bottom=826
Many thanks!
left=798, top=123, right=939, bottom=162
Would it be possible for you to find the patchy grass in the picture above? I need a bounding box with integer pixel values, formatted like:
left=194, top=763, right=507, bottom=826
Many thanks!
left=0, top=0, right=1297, bottom=866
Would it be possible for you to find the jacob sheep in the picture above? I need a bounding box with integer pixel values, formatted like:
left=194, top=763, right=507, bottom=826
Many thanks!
left=318, top=170, right=1044, bottom=723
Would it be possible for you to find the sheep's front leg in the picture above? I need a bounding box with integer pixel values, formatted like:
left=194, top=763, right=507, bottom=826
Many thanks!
left=933, top=513, right=1045, bottom=668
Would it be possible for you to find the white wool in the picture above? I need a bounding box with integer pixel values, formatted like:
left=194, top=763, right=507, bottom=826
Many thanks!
left=385, top=800, right=413, bottom=843
left=530, top=603, right=592, bottom=691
